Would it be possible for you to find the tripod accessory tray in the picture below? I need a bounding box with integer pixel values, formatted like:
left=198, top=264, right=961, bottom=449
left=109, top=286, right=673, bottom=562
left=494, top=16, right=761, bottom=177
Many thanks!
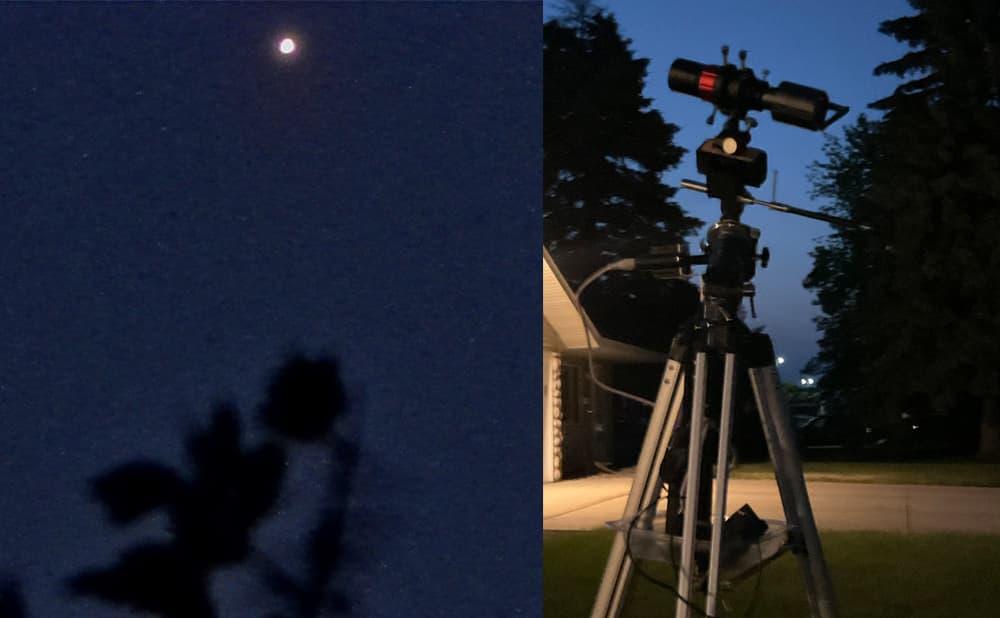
left=606, top=516, right=788, bottom=582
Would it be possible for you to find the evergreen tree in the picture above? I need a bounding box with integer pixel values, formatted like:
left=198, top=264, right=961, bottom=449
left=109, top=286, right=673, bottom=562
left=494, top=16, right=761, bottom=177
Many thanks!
left=804, top=115, right=884, bottom=425
left=806, top=0, right=1000, bottom=458
left=543, top=3, right=701, bottom=351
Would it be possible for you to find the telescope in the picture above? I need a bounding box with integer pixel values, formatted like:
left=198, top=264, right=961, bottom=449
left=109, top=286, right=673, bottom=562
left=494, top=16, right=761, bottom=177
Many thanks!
left=661, top=47, right=867, bottom=231
left=668, top=54, right=848, bottom=131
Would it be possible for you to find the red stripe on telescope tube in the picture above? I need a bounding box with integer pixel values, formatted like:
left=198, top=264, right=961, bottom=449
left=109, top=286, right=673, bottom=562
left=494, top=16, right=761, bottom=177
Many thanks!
left=698, top=69, right=717, bottom=101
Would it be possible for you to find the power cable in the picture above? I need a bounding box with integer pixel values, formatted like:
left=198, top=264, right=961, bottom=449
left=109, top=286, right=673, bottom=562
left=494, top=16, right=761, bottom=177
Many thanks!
left=570, top=259, right=656, bottom=409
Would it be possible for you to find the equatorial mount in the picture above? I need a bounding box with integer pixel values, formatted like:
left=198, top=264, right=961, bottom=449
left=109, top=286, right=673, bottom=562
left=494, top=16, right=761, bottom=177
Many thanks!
left=633, top=47, right=867, bottom=323
left=672, top=50, right=869, bottom=231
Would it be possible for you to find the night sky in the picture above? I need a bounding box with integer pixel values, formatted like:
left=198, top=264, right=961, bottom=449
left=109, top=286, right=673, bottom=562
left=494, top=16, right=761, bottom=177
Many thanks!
left=0, top=3, right=539, bottom=616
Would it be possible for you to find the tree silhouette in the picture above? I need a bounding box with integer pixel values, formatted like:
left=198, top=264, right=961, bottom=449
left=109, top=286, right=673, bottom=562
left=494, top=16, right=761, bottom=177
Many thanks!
left=803, top=115, right=884, bottom=423
left=544, top=2, right=701, bottom=353
left=67, top=353, right=359, bottom=616
left=804, top=0, right=1000, bottom=458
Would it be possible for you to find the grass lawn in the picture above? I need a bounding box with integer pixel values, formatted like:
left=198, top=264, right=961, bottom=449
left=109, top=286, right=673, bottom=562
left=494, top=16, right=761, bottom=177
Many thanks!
left=544, top=529, right=1000, bottom=617
left=729, top=460, right=1000, bottom=487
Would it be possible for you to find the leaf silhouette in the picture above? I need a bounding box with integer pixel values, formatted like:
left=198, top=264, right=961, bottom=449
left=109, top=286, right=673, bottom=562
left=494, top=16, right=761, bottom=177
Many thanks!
left=172, top=407, right=286, bottom=566
left=0, top=575, right=26, bottom=618
left=258, top=355, right=346, bottom=442
left=68, top=544, right=213, bottom=618
left=238, top=443, right=286, bottom=522
left=90, top=461, right=184, bottom=526
left=186, top=403, right=243, bottom=477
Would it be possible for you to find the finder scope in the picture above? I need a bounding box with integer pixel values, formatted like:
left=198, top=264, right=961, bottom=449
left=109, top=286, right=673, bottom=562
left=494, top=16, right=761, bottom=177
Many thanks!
left=668, top=57, right=848, bottom=131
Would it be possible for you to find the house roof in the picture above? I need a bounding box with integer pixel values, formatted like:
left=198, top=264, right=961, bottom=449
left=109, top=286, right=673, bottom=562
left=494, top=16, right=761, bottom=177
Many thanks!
left=543, top=247, right=666, bottom=363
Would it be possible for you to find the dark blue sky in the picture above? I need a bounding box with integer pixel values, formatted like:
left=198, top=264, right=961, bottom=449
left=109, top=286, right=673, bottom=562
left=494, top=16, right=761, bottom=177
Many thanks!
left=544, top=0, right=913, bottom=379
left=0, top=3, right=538, bottom=616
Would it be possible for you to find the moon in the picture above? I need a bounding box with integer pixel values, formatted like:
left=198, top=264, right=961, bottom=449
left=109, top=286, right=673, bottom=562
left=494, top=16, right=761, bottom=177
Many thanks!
left=279, top=38, right=296, bottom=55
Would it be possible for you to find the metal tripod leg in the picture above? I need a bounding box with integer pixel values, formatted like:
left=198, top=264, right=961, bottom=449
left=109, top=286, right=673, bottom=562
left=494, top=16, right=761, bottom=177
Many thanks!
left=747, top=334, right=839, bottom=618
left=705, top=352, right=737, bottom=617
left=677, top=351, right=736, bottom=618
left=591, top=357, right=687, bottom=618
left=675, top=352, right=709, bottom=618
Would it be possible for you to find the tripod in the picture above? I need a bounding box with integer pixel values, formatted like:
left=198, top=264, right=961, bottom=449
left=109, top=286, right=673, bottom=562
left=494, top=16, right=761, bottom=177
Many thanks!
left=588, top=112, right=860, bottom=617
left=589, top=290, right=837, bottom=618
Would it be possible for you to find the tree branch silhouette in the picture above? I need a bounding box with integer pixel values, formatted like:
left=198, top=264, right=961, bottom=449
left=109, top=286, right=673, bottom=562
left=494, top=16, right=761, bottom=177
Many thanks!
left=68, top=353, right=358, bottom=617
left=255, top=355, right=360, bottom=617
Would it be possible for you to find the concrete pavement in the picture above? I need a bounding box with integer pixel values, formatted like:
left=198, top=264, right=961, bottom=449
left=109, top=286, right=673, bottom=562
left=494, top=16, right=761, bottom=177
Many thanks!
left=543, top=471, right=1000, bottom=533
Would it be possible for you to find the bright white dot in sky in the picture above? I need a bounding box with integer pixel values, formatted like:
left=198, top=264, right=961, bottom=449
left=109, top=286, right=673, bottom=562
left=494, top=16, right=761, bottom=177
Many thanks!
left=279, top=38, right=296, bottom=54
left=776, top=356, right=785, bottom=365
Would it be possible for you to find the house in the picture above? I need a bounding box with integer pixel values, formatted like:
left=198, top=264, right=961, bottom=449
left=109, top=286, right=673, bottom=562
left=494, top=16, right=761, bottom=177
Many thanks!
left=542, top=247, right=666, bottom=482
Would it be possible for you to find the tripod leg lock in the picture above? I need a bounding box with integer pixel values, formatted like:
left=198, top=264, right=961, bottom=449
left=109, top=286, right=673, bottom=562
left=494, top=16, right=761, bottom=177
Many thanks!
left=785, top=526, right=809, bottom=555
left=669, top=326, right=693, bottom=362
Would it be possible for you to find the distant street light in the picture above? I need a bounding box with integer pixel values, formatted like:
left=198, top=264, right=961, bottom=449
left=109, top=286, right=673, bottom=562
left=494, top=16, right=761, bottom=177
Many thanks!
left=777, top=356, right=785, bottom=365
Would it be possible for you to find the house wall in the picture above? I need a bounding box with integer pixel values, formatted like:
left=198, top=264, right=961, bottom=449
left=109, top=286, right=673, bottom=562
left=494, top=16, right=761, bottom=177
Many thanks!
left=542, top=346, right=618, bottom=481
left=542, top=350, right=560, bottom=482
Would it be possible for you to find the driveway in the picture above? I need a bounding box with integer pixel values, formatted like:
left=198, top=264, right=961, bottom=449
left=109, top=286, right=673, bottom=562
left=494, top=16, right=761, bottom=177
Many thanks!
left=543, top=472, right=1000, bottom=533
